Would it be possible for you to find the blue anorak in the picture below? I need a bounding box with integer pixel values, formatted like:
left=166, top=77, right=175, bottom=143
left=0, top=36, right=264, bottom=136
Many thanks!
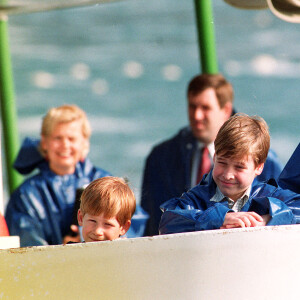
left=159, top=171, right=300, bottom=235
left=5, top=138, right=148, bottom=246
left=142, top=127, right=283, bottom=236
left=278, top=143, right=300, bottom=194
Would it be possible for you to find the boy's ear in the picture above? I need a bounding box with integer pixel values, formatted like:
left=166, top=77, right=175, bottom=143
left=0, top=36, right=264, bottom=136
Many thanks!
left=255, top=163, right=264, bottom=176
left=77, top=209, right=83, bottom=226
left=120, top=220, right=131, bottom=236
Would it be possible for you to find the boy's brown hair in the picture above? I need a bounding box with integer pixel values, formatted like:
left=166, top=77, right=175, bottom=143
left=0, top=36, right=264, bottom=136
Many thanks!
left=187, top=73, right=234, bottom=109
left=214, top=113, right=270, bottom=166
left=79, top=177, right=136, bottom=226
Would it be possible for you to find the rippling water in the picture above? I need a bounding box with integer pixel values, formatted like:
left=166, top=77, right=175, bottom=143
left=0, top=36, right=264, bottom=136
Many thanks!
left=5, top=0, right=300, bottom=203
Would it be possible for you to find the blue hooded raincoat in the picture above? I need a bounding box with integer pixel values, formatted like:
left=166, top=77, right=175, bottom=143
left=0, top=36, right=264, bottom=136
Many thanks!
left=5, top=138, right=148, bottom=246
left=159, top=171, right=300, bottom=235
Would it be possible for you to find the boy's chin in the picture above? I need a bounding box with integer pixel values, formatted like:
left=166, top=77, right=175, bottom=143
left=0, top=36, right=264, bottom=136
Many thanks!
left=219, top=187, right=240, bottom=201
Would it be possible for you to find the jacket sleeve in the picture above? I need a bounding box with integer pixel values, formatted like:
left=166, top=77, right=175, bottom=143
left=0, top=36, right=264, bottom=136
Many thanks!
left=5, top=189, right=49, bottom=247
left=159, top=190, right=231, bottom=234
left=248, top=196, right=295, bottom=225
left=271, top=187, right=300, bottom=224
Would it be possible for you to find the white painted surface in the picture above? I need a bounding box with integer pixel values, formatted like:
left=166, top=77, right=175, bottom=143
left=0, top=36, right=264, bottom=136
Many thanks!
left=1, top=225, right=300, bottom=299
left=0, top=236, right=20, bottom=249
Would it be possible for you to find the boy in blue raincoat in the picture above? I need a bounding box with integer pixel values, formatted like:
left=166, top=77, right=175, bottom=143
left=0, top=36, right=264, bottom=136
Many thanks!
left=159, top=114, right=300, bottom=234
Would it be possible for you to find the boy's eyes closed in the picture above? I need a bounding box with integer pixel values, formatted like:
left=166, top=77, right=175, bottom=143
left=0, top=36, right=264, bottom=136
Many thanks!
left=217, top=159, right=246, bottom=170
left=104, top=222, right=115, bottom=227
left=235, top=164, right=246, bottom=170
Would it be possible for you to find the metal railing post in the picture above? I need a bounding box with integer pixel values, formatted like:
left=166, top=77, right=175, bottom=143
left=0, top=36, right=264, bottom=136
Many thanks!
left=194, top=0, right=218, bottom=74
left=0, top=14, right=22, bottom=195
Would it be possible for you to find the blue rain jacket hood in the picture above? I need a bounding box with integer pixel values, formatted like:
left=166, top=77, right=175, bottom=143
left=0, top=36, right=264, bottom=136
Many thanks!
left=159, top=171, right=300, bottom=235
left=5, top=138, right=148, bottom=246
left=278, top=143, right=300, bottom=194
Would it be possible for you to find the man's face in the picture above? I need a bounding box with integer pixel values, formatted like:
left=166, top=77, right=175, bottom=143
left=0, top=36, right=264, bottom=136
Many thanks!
left=188, top=88, right=232, bottom=144
left=78, top=211, right=130, bottom=242
left=213, top=154, right=264, bottom=201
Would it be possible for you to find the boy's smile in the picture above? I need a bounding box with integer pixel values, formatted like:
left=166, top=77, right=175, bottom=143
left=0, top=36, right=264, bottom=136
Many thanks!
left=213, top=154, right=264, bottom=201
left=77, top=211, right=130, bottom=242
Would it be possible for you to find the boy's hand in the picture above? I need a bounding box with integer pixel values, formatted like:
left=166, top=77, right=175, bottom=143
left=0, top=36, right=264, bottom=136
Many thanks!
left=63, top=225, right=81, bottom=244
left=221, top=211, right=264, bottom=229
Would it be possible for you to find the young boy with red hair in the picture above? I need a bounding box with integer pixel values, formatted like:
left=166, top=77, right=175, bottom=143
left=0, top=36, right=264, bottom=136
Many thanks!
left=78, top=177, right=136, bottom=242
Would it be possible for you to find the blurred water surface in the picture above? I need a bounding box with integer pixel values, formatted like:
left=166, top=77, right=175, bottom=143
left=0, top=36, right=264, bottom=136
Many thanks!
left=6, top=0, right=300, bottom=202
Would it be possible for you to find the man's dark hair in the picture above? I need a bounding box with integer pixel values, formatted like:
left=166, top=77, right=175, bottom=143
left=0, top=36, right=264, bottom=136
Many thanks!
left=187, top=73, right=234, bottom=108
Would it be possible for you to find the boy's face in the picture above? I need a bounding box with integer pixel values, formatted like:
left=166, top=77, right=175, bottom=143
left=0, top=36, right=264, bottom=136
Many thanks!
left=77, top=210, right=130, bottom=242
left=213, top=154, right=264, bottom=201
left=41, top=121, right=87, bottom=175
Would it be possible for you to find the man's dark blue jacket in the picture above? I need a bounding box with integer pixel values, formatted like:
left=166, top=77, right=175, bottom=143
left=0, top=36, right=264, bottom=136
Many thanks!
left=141, top=127, right=283, bottom=236
left=159, top=171, right=300, bottom=235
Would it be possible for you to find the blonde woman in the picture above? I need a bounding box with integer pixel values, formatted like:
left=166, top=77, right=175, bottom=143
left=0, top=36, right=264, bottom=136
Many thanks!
left=5, top=105, right=110, bottom=247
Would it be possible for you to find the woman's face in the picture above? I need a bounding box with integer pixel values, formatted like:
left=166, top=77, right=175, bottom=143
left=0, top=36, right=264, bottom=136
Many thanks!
left=41, top=121, right=87, bottom=175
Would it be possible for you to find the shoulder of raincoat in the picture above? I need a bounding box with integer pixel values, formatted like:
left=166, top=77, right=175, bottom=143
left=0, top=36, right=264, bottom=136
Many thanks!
left=278, top=143, right=300, bottom=194
left=13, top=137, right=44, bottom=175
left=159, top=171, right=300, bottom=235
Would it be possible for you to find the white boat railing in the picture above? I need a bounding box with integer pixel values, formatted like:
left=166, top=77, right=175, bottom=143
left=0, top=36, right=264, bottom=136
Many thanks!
left=1, top=225, right=300, bottom=299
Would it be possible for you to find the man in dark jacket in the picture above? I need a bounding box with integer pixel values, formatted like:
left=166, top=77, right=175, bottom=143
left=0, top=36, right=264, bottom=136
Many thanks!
left=141, top=74, right=282, bottom=236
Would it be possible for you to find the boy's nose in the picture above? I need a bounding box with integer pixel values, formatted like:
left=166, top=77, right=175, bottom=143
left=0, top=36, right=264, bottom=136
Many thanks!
left=223, top=170, right=234, bottom=180
left=94, top=226, right=104, bottom=236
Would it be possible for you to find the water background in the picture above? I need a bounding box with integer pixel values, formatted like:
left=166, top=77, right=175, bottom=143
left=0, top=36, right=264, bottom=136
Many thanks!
left=5, top=0, right=300, bottom=204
